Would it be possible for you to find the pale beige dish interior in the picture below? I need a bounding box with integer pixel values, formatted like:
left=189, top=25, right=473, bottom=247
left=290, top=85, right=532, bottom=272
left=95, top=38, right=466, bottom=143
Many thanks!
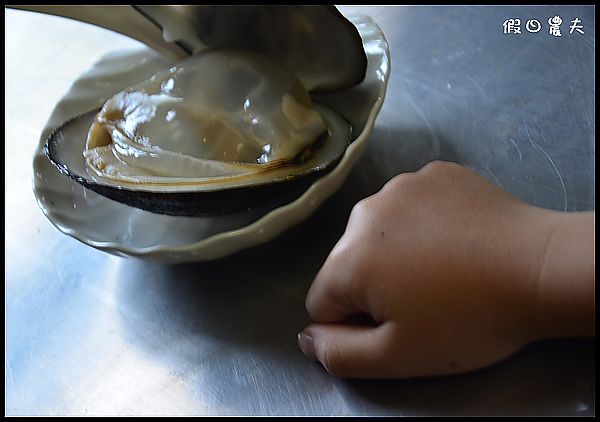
left=32, top=14, right=390, bottom=263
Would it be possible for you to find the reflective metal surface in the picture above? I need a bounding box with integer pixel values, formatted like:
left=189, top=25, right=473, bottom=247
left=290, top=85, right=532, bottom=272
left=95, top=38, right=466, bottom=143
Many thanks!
left=5, top=6, right=595, bottom=416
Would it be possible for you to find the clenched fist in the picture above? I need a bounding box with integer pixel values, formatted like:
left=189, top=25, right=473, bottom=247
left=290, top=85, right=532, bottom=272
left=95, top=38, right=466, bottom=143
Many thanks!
left=299, top=161, right=594, bottom=379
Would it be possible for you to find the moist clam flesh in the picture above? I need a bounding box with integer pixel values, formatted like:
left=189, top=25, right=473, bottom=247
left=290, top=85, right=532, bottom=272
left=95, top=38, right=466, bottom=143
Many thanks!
left=46, top=49, right=351, bottom=216
left=85, top=49, right=331, bottom=189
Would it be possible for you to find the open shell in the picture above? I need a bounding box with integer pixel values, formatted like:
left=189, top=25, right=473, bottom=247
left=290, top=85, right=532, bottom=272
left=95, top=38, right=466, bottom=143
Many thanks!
left=44, top=6, right=366, bottom=216
left=46, top=103, right=351, bottom=216
left=134, top=5, right=367, bottom=92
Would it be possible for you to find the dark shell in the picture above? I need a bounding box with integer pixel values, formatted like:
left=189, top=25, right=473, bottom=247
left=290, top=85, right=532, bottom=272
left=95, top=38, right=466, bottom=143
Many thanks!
left=45, top=108, right=351, bottom=217
left=40, top=5, right=364, bottom=217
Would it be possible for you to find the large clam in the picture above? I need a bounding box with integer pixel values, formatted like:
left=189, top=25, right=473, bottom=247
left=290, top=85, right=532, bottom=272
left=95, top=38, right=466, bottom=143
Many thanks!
left=44, top=6, right=367, bottom=216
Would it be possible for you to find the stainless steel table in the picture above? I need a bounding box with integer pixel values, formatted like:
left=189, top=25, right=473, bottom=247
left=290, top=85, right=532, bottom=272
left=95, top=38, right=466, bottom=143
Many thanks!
left=5, top=6, right=595, bottom=416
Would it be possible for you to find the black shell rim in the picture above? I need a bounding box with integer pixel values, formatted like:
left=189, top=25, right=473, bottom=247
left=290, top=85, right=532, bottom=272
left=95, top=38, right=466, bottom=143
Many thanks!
left=44, top=108, right=352, bottom=217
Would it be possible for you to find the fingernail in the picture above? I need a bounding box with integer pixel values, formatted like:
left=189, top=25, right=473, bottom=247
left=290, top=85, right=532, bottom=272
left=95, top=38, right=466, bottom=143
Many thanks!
left=297, top=331, right=317, bottom=361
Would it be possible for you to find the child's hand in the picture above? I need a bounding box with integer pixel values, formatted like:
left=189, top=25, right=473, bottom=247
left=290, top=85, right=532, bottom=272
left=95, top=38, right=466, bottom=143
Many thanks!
left=299, top=161, right=594, bottom=379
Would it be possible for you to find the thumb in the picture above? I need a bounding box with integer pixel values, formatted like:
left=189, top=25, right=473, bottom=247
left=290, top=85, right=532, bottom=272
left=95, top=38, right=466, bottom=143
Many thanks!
left=298, top=323, right=393, bottom=378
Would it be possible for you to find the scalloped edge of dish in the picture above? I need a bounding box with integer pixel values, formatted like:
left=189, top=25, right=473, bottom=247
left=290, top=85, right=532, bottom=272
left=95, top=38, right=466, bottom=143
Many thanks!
left=33, top=14, right=390, bottom=263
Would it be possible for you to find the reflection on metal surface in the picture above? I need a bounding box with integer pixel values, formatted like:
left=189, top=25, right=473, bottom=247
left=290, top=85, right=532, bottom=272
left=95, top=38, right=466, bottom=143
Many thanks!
left=5, top=5, right=595, bottom=416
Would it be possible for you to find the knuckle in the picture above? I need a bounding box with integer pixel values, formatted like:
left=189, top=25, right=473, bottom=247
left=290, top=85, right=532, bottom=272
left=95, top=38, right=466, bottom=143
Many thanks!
left=378, top=173, right=422, bottom=204
left=328, top=241, right=365, bottom=281
left=309, top=239, right=360, bottom=294
left=336, top=229, right=372, bottom=267
left=327, top=235, right=353, bottom=264
left=423, top=160, right=447, bottom=171
left=351, top=196, right=375, bottom=216
left=347, top=196, right=377, bottom=229
left=382, top=172, right=418, bottom=194
left=421, top=160, right=461, bottom=175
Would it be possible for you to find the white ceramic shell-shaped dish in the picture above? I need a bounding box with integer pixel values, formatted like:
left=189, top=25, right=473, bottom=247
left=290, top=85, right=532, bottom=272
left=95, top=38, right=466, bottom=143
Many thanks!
left=33, top=14, right=390, bottom=263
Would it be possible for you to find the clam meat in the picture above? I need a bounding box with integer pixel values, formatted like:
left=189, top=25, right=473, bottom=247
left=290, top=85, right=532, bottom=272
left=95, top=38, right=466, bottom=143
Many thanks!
left=83, top=49, right=341, bottom=190
left=46, top=48, right=351, bottom=215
